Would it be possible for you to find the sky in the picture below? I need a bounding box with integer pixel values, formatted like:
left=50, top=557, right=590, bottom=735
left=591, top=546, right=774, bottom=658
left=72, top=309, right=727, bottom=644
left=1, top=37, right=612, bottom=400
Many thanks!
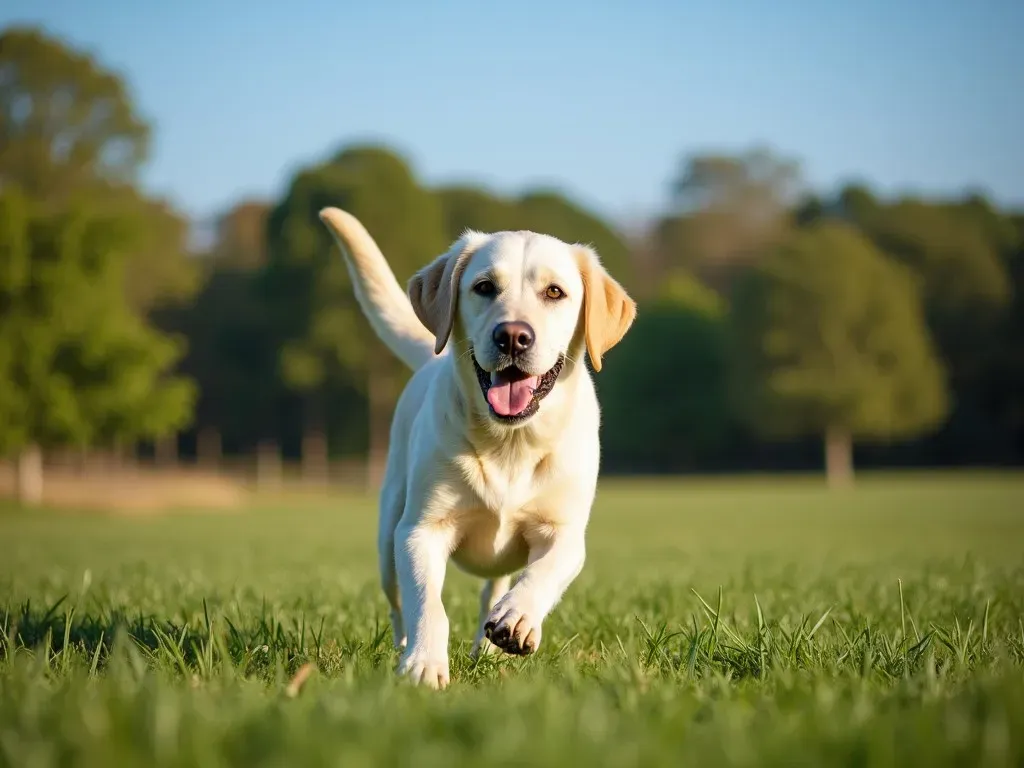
left=3, top=0, right=1023, bottom=228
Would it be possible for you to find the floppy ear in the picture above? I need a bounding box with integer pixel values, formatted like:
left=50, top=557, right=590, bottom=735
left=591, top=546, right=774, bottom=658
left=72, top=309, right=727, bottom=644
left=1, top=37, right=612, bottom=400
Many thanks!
left=574, top=246, right=637, bottom=372
left=408, top=232, right=486, bottom=355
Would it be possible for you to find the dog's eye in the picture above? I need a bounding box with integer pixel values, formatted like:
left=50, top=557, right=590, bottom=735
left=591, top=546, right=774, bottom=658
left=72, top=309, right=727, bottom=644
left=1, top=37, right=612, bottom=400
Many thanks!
left=473, top=280, right=496, bottom=296
left=545, top=285, right=565, bottom=300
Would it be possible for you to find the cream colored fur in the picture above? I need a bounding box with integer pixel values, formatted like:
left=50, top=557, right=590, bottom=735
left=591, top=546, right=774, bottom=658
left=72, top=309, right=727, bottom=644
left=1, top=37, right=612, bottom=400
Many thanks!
left=318, top=207, right=636, bottom=689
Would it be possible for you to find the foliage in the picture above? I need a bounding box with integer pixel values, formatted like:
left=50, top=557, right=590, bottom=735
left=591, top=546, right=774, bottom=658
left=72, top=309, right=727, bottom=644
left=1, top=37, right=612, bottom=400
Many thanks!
left=165, top=155, right=1024, bottom=472
left=836, top=188, right=1012, bottom=313
left=0, top=26, right=200, bottom=474
left=728, top=221, right=949, bottom=444
left=514, top=190, right=634, bottom=287
left=210, top=200, right=272, bottom=269
left=434, top=185, right=518, bottom=240
left=671, top=146, right=804, bottom=215
left=830, top=186, right=1020, bottom=463
left=1, top=26, right=200, bottom=317
left=263, top=145, right=446, bottom=395
left=0, top=26, right=149, bottom=201
left=658, top=269, right=728, bottom=318
left=653, top=147, right=804, bottom=294
left=1, top=475, right=1023, bottom=766
left=95, top=183, right=201, bottom=314
left=158, top=267, right=282, bottom=453
left=152, top=200, right=283, bottom=453
left=7, top=23, right=1023, bottom=476
left=601, top=272, right=732, bottom=471
left=0, top=188, right=195, bottom=454
left=435, top=185, right=635, bottom=289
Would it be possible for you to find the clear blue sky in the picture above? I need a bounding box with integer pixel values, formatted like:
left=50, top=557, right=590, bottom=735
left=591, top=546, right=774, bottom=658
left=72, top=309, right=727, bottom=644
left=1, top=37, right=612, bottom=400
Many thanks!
left=4, top=0, right=1023, bottom=227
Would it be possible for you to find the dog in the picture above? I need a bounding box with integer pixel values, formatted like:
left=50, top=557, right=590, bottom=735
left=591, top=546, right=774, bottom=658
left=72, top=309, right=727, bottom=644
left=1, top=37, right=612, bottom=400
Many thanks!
left=318, top=208, right=636, bottom=688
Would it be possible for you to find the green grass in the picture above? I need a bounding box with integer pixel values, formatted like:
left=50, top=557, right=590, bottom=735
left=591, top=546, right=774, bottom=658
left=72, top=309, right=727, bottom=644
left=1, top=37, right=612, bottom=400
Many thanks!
left=2, top=472, right=1023, bottom=767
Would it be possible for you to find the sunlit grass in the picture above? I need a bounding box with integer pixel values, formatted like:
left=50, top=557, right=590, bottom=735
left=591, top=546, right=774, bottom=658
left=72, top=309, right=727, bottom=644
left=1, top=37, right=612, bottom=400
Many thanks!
left=2, top=472, right=1023, bottom=766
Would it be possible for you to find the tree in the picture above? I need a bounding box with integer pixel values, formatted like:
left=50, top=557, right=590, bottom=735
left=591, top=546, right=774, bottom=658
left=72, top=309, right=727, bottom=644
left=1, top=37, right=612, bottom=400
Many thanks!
left=434, top=185, right=636, bottom=290
left=154, top=199, right=285, bottom=462
left=160, top=267, right=282, bottom=457
left=263, top=144, right=447, bottom=486
left=434, top=185, right=517, bottom=243
left=1000, top=219, right=1024, bottom=447
left=842, top=195, right=1011, bottom=313
left=210, top=199, right=272, bottom=269
left=971, top=214, right=1024, bottom=463
left=0, top=188, right=195, bottom=503
left=0, top=28, right=199, bottom=502
left=729, top=221, right=949, bottom=487
left=0, top=26, right=149, bottom=203
left=513, top=190, right=634, bottom=288
left=834, top=186, right=1015, bottom=464
left=1, top=26, right=198, bottom=317
left=653, top=146, right=803, bottom=295
left=99, top=184, right=202, bottom=314
left=600, top=271, right=733, bottom=472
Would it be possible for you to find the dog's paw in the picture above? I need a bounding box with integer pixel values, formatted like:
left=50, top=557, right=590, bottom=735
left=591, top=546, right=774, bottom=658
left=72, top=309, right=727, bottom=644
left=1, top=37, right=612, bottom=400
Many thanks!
left=397, top=649, right=450, bottom=689
left=484, top=596, right=542, bottom=656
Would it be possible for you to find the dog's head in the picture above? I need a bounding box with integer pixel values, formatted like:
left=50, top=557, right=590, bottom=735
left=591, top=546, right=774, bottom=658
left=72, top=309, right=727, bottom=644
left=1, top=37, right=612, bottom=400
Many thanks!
left=409, top=230, right=636, bottom=426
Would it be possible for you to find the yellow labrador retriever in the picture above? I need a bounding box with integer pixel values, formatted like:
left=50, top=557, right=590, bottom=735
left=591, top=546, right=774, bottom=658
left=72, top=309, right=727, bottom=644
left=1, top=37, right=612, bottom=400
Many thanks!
left=319, top=208, right=635, bottom=688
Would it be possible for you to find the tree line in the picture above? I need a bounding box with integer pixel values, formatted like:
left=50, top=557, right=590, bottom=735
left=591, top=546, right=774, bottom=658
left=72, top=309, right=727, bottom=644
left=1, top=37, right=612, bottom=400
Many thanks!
left=2, top=26, right=1022, bottom=502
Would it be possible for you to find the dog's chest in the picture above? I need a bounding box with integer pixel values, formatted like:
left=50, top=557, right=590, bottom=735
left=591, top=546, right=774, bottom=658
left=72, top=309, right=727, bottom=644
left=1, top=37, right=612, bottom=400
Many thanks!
left=448, top=449, right=564, bottom=578
left=453, top=449, right=552, bottom=517
left=449, top=512, right=530, bottom=577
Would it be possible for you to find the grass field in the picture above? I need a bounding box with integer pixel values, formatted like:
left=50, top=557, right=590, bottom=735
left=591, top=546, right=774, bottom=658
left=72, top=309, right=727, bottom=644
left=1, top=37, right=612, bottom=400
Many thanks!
left=2, top=472, right=1023, bottom=767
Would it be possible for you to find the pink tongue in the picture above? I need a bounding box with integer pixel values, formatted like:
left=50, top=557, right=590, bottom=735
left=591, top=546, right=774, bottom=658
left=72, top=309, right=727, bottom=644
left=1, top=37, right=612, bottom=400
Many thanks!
left=487, top=372, right=540, bottom=416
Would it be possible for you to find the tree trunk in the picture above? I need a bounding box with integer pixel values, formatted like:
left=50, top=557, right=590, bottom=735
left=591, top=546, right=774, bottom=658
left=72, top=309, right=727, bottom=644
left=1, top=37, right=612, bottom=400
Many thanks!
left=302, top=394, right=329, bottom=486
left=112, top=438, right=135, bottom=472
left=76, top=447, right=89, bottom=475
left=256, top=439, right=282, bottom=489
left=366, top=359, right=394, bottom=491
left=197, top=427, right=222, bottom=470
left=824, top=427, right=854, bottom=488
left=155, top=434, right=177, bottom=468
left=16, top=444, right=44, bottom=506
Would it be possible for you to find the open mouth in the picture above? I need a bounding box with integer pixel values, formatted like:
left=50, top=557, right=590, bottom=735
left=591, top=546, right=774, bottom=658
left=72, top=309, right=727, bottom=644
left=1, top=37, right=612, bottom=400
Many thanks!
left=471, top=352, right=565, bottom=423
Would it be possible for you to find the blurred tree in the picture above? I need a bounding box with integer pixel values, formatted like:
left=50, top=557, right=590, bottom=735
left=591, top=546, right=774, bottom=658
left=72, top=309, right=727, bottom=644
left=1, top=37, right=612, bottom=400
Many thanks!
left=995, top=220, right=1024, bottom=456
left=434, top=185, right=635, bottom=290
left=103, top=184, right=201, bottom=314
left=0, top=26, right=199, bottom=315
left=154, top=199, right=285, bottom=460
left=0, top=27, right=200, bottom=498
left=0, top=26, right=148, bottom=203
left=672, top=146, right=803, bottom=215
left=0, top=188, right=195, bottom=503
left=210, top=199, right=271, bottom=269
left=600, top=271, right=733, bottom=472
left=844, top=195, right=1010, bottom=312
left=835, top=186, right=1015, bottom=464
left=434, top=185, right=517, bottom=241
left=264, top=144, right=447, bottom=486
left=655, top=146, right=803, bottom=292
left=160, top=266, right=281, bottom=457
left=729, top=221, right=949, bottom=487
left=514, top=190, right=634, bottom=288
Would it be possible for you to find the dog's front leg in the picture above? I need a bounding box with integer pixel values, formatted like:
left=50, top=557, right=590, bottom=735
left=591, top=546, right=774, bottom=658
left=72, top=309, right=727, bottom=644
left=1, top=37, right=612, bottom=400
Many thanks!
left=394, top=518, right=455, bottom=688
left=470, top=575, right=512, bottom=658
left=484, top=524, right=586, bottom=656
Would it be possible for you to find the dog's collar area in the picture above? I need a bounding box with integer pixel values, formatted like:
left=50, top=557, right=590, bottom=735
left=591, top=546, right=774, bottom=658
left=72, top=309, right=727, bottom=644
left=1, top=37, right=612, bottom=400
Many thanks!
left=471, top=351, right=565, bottom=423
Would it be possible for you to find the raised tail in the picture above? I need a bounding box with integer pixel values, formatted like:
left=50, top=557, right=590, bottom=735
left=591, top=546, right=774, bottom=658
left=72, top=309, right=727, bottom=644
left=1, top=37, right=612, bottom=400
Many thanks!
left=318, top=208, right=438, bottom=372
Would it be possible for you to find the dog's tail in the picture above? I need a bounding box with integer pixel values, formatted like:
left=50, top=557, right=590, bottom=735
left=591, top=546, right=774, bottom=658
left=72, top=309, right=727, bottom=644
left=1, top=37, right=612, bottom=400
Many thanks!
left=318, top=207, right=438, bottom=372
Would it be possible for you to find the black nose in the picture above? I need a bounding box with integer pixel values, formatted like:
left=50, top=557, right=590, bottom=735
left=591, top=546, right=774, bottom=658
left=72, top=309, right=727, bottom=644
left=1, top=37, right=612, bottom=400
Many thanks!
left=492, top=321, right=535, bottom=356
